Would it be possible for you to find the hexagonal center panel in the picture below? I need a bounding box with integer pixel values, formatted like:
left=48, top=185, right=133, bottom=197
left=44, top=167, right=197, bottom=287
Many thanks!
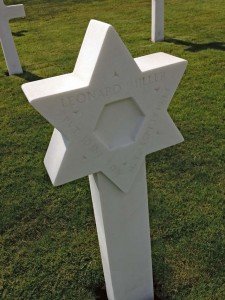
left=94, top=97, right=145, bottom=150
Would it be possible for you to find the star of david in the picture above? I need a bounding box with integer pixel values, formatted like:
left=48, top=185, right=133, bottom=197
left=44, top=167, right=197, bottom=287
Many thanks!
left=22, top=20, right=187, bottom=192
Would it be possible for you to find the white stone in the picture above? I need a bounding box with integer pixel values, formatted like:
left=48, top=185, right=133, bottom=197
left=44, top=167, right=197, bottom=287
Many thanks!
left=0, top=0, right=25, bottom=75
left=89, top=163, right=153, bottom=300
left=22, top=20, right=187, bottom=300
left=152, top=0, right=164, bottom=42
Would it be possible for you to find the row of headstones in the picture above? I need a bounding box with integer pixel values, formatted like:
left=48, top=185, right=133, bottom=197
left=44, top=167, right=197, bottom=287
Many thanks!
left=2, top=1, right=187, bottom=300
left=0, top=0, right=164, bottom=75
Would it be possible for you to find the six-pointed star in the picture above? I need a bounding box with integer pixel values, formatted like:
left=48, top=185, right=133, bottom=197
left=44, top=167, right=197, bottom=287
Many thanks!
left=22, top=20, right=187, bottom=193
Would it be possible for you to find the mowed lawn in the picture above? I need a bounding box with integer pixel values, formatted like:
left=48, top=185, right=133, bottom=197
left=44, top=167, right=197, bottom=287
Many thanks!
left=0, top=0, right=224, bottom=299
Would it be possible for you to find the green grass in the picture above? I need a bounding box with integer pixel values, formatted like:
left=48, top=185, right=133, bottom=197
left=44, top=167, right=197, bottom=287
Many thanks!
left=0, top=0, right=224, bottom=299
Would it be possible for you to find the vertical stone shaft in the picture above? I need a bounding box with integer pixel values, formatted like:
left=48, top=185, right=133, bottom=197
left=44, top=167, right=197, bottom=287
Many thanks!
left=89, top=162, right=154, bottom=300
left=0, top=20, right=22, bottom=75
left=152, top=0, right=164, bottom=42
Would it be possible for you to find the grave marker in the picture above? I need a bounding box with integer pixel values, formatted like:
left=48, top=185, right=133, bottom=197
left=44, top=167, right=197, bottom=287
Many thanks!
left=152, top=0, right=164, bottom=42
left=22, top=20, right=187, bottom=300
left=0, top=0, right=25, bottom=75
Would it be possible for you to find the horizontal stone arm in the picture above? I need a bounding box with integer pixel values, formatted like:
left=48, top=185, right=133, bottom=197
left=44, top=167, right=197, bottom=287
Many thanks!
left=6, top=5, right=25, bottom=21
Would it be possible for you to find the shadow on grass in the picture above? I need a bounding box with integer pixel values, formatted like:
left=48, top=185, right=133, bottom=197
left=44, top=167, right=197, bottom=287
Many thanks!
left=12, top=30, right=28, bottom=37
left=16, top=69, right=44, bottom=82
left=94, top=285, right=162, bottom=299
left=94, top=285, right=107, bottom=299
left=165, top=38, right=225, bottom=52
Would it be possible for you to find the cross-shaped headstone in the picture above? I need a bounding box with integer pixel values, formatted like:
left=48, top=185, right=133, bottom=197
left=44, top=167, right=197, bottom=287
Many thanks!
left=22, top=20, right=187, bottom=300
left=152, top=0, right=164, bottom=42
left=0, top=0, right=25, bottom=75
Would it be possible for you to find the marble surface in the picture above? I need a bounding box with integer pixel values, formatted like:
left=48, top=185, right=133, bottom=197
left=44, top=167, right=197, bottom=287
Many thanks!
left=89, top=162, right=154, bottom=300
left=22, top=20, right=187, bottom=193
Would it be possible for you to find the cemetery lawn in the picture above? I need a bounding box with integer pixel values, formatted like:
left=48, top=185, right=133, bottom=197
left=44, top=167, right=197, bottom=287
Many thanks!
left=0, top=0, right=224, bottom=299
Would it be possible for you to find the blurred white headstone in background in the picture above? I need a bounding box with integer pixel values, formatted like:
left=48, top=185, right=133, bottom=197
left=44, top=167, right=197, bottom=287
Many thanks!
left=0, top=0, right=25, bottom=75
left=152, top=0, right=164, bottom=42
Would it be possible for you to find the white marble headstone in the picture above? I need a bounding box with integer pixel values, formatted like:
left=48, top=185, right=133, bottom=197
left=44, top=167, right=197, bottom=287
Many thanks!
left=0, top=0, right=25, bottom=75
left=152, top=0, right=164, bottom=42
left=22, top=20, right=187, bottom=300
